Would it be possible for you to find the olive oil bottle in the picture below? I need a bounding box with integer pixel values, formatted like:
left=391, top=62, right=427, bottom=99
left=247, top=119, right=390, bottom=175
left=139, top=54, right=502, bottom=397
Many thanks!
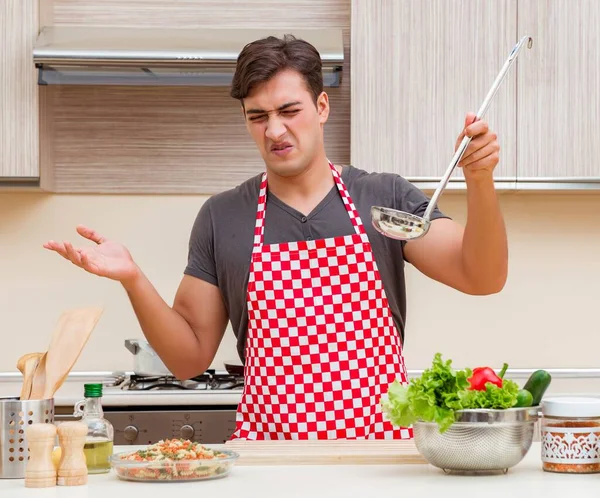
left=74, top=383, right=114, bottom=474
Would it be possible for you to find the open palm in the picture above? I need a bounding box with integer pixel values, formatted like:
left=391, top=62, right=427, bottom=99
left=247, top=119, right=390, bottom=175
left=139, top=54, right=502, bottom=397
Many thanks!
left=43, top=225, right=139, bottom=283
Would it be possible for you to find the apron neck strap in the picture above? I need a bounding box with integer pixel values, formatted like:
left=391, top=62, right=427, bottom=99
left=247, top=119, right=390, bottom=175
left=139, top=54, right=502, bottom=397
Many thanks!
left=253, top=161, right=366, bottom=249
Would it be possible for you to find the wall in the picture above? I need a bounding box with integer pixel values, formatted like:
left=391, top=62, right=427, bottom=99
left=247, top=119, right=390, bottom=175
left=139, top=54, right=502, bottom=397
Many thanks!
left=402, top=192, right=600, bottom=373
left=2, top=191, right=599, bottom=375
left=1, top=0, right=600, bottom=383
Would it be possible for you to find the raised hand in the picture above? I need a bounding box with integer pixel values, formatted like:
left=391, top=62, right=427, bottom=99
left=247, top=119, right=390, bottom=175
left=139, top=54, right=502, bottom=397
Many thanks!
left=43, top=225, right=140, bottom=284
left=455, top=112, right=500, bottom=178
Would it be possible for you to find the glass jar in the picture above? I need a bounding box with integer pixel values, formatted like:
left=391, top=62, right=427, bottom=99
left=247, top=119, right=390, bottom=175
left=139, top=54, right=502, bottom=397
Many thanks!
left=541, top=397, right=600, bottom=474
left=73, top=383, right=114, bottom=474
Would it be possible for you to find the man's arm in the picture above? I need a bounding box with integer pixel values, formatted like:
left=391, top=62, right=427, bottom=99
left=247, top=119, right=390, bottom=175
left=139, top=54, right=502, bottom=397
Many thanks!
left=43, top=212, right=227, bottom=381
left=123, top=273, right=228, bottom=380
left=403, top=187, right=507, bottom=295
left=402, top=114, right=508, bottom=295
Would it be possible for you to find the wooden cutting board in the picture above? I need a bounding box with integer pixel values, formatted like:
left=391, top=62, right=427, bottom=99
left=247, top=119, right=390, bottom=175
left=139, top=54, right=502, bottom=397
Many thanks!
left=224, top=439, right=427, bottom=465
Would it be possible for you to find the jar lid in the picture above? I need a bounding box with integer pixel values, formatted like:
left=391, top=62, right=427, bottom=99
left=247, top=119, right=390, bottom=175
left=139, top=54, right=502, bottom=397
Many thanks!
left=542, top=396, right=600, bottom=417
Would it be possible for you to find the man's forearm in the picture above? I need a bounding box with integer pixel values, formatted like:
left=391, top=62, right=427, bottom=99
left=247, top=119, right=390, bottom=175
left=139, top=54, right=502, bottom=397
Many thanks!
left=121, top=270, right=206, bottom=377
left=461, top=173, right=508, bottom=294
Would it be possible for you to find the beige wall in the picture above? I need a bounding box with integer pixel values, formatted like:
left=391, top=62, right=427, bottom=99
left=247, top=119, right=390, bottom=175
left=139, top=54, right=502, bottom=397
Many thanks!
left=2, top=0, right=599, bottom=381
left=2, top=190, right=599, bottom=374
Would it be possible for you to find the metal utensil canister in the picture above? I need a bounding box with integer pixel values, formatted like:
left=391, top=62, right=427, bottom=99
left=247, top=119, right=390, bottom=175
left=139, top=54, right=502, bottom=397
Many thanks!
left=0, top=397, right=55, bottom=479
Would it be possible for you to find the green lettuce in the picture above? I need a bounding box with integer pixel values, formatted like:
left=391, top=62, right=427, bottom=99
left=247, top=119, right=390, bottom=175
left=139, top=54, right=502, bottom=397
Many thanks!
left=459, top=379, right=520, bottom=409
left=381, top=353, right=520, bottom=433
left=381, top=353, right=471, bottom=433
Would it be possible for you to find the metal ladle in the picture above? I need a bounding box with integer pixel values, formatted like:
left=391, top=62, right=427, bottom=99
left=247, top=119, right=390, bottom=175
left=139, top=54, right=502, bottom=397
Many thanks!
left=371, top=36, right=533, bottom=241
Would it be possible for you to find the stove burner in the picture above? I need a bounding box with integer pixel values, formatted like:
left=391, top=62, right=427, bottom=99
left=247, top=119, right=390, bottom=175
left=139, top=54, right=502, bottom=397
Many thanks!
left=121, top=371, right=244, bottom=391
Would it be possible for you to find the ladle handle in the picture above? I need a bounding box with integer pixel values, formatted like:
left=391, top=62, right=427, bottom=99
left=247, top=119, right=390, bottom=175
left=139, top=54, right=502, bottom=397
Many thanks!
left=423, top=36, right=533, bottom=221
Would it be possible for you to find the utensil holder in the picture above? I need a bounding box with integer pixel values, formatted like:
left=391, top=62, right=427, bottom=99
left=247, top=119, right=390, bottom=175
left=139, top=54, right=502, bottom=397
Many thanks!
left=0, top=397, right=55, bottom=479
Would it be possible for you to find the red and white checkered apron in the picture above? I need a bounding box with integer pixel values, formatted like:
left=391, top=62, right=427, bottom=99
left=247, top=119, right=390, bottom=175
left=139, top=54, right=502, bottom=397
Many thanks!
left=232, top=162, right=412, bottom=440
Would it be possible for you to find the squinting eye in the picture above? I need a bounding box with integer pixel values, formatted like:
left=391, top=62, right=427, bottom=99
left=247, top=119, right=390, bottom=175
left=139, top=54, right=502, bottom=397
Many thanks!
left=282, top=110, right=300, bottom=115
left=249, top=115, right=267, bottom=122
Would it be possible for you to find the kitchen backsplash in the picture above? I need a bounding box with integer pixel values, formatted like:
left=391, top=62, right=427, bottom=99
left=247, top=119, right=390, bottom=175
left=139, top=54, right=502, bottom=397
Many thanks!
left=1, top=191, right=599, bottom=374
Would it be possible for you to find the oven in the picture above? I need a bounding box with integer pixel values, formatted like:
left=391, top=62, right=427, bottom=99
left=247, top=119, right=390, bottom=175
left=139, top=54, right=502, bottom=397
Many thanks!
left=55, top=404, right=239, bottom=445
left=104, top=405, right=239, bottom=445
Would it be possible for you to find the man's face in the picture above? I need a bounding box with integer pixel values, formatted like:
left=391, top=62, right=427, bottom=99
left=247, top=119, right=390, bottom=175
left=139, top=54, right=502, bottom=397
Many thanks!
left=242, top=69, right=330, bottom=178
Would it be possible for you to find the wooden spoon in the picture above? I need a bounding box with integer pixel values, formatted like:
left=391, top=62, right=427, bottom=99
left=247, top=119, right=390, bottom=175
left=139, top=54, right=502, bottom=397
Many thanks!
left=16, top=352, right=44, bottom=400
left=28, top=353, right=47, bottom=401
left=29, top=307, right=104, bottom=400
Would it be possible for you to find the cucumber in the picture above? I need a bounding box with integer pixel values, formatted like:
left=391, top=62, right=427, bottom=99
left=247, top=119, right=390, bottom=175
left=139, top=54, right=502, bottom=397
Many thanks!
left=523, top=370, right=552, bottom=406
left=515, top=389, right=533, bottom=407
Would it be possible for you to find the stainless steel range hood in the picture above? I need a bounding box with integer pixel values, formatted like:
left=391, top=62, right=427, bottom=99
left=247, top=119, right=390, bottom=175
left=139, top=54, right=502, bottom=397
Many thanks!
left=33, top=26, right=344, bottom=87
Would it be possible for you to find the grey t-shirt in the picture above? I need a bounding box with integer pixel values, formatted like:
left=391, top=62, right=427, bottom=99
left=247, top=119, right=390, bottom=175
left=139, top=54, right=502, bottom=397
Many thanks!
left=184, top=165, right=449, bottom=363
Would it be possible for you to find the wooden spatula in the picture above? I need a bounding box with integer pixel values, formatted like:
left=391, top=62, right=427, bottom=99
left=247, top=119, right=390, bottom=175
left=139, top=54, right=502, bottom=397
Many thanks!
left=16, top=352, right=44, bottom=400
left=29, top=307, right=104, bottom=400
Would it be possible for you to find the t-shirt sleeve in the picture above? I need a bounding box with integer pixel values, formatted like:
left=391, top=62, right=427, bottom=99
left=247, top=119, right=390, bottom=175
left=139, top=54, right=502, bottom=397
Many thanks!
left=183, top=199, right=218, bottom=286
left=394, top=175, right=451, bottom=222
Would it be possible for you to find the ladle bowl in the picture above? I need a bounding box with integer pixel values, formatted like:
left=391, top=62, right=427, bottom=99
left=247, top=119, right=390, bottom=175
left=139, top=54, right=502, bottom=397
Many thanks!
left=371, top=207, right=430, bottom=241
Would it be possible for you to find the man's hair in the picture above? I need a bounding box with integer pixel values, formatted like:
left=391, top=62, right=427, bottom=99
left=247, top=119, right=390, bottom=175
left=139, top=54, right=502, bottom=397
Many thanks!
left=230, top=34, right=323, bottom=104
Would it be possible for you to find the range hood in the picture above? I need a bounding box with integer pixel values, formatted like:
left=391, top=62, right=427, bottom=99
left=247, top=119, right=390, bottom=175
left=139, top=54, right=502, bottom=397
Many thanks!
left=33, top=26, right=344, bottom=87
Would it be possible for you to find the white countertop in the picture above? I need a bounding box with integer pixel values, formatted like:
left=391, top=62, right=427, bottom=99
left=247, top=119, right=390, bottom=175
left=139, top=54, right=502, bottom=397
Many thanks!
left=0, top=443, right=598, bottom=498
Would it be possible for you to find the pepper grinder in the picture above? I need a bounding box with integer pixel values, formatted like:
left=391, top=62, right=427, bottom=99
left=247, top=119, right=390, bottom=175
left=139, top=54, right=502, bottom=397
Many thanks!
left=57, top=421, right=88, bottom=486
left=25, top=423, right=58, bottom=488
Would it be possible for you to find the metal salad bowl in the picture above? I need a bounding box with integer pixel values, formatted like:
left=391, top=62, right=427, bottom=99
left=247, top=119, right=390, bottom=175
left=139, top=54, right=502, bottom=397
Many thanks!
left=412, top=406, right=539, bottom=474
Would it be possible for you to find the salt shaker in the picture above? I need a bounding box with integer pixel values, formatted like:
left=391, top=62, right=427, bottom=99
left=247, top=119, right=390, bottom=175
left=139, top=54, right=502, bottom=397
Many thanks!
left=25, top=423, right=58, bottom=488
left=57, top=421, right=88, bottom=486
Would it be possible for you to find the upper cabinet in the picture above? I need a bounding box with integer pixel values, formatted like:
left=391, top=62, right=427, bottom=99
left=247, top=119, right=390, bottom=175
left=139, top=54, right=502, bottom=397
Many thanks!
left=4, top=0, right=598, bottom=192
left=517, top=0, right=600, bottom=186
left=0, top=0, right=39, bottom=182
left=351, top=0, right=600, bottom=191
left=351, top=0, right=518, bottom=186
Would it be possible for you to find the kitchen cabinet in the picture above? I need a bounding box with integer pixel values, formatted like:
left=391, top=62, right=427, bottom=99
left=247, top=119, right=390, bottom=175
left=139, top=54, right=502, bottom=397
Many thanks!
left=37, top=0, right=351, bottom=194
left=517, top=0, right=600, bottom=186
left=0, top=0, right=39, bottom=182
left=351, top=0, right=518, bottom=187
left=351, top=0, right=600, bottom=191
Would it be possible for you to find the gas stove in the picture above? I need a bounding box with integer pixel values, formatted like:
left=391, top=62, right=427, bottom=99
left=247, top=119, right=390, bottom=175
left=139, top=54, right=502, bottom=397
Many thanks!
left=114, top=371, right=244, bottom=392
left=85, top=371, right=244, bottom=445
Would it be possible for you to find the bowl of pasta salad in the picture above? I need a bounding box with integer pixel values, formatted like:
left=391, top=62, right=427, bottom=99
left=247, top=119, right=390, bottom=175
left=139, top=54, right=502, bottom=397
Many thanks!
left=110, top=439, right=239, bottom=482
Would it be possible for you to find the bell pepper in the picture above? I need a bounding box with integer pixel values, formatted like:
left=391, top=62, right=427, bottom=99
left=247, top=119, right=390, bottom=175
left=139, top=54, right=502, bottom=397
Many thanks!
left=468, top=363, right=508, bottom=391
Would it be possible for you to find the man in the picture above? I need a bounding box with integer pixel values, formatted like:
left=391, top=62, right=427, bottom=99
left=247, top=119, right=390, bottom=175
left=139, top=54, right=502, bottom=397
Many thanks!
left=44, top=35, right=507, bottom=440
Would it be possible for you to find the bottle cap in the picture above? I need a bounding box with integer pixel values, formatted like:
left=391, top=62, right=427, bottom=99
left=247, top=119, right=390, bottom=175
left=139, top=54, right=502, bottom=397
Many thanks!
left=84, top=383, right=103, bottom=398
